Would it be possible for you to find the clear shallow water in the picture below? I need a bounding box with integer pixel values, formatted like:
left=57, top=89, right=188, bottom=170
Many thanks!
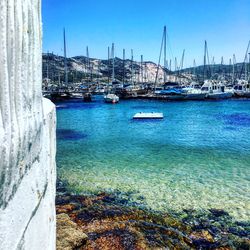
left=56, top=97, right=250, bottom=221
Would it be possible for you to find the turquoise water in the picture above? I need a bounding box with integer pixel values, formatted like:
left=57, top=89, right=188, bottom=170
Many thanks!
left=56, top=97, right=250, bottom=221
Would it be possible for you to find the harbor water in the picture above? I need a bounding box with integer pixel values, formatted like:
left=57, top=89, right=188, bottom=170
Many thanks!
left=56, top=96, right=250, bottom=222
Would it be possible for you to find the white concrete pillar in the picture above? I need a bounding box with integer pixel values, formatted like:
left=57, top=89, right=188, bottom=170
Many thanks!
left=0, top=0, right=56, bottom=249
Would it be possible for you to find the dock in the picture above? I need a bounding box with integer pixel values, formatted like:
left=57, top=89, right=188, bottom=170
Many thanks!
left=133, top=112, right=164, bottom=119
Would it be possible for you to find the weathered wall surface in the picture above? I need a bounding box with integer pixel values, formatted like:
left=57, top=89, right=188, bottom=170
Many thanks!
left=0, top=0, right=56, bottom=249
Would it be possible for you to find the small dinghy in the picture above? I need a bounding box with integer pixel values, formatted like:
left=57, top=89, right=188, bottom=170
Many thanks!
left=133, top=112, right=164, bottom=119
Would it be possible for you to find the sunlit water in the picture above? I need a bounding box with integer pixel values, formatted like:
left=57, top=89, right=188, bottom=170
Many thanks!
left=56, top=96, right=250, bottom=221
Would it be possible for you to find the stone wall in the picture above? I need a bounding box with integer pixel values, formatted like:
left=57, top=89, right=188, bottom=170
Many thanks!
left=0, top=0, right=56, bottom=249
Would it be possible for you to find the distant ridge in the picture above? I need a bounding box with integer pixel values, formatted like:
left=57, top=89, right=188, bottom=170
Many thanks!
left=42, top=53, right=248, bottom=84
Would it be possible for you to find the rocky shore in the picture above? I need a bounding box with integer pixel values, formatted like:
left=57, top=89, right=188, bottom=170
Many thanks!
left=56, top=181, right=250, bottom=250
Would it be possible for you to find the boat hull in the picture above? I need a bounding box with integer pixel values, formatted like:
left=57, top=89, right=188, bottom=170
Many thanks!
left=184, top=93, right=207, bottom=100
left=207, top=92, right=233, bottom=99
left=234, top=91, right=250, bottom=98
left=165, top=95, right=185, bottom=100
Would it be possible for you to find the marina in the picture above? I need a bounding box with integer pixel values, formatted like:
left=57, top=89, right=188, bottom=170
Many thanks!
left=1, top=0, right=250, bottom=248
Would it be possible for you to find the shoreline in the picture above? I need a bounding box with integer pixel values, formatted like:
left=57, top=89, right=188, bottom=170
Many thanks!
left=56, top=180, right=250, bottom=249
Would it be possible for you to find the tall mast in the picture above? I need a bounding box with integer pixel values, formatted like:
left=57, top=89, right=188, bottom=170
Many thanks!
left=248, top=52, right=250, bottom=81
left=193, top=59, right=196, bottom=80
left=108, top=46, right=110, bottom=83
left=229, top=58, right=232, bottom=80
left=122, top=49, right=125, bottom=86
left=86, top=46, right=89, bottom=83
left=154, top=25, right=165, bottom=89
left=52, top=52, right=55, bottom=83
left=221, top=56, right=224, bottom=79
left=211, top=56, right=215, bottom=78
left=232, top=54, right=236, bottom=83
left=203, top=40, right=207, bottom=83
left=57, top=54, right=61, bottom=87
left=141, top=55, right=143, bottom=83
left=244, top=54, right=247, bottom=81
left=131, top=49, right=134, bottom=85
left=46, top=51, right=49, bottom=85
left=144, top=61, right=148, bottom=83
left=111, top=43, right=115, bottom=83
left=163, top=26, right=167, bottom=83
left=63, top=28, right=68, bottom=86
left=174, top=57, right=177, bottom=82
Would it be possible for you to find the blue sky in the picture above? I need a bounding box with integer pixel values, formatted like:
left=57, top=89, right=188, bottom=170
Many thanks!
left=42, top=0, right=250, bottom=68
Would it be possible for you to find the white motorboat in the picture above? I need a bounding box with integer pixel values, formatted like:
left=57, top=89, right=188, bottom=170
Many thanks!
left=104, top=93, right=119, bottom=103
left=234, top=80, right=250, bottom=97
left=201, top=80, right=233, bottom=99
left=183, top=82, right=207, bottom=100
left=133, top=112, right=163, bottom=119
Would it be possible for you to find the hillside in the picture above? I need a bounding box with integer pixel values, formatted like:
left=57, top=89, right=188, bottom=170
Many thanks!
left=42, top=53, right=249, bottom=85
left=42, top=53, right=172, bottom=85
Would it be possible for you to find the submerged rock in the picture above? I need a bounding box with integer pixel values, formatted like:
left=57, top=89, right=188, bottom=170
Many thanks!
left=56, top=213, right=88, bottom=250
left=56, top=184, right=250, bottom=250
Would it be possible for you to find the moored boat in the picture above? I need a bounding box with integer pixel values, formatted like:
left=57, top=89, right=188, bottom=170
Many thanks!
left=104, top=93, right=119, bottom=103
left=201, top=80, right=233, bottom=99
left=234, top=80, right=250, bottom=97
left=182, top=82, right=207, bottom=100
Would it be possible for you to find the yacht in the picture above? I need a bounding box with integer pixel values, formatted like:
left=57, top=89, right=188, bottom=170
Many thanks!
left=182, top=82, right=207, bottom=100
left=234, top=80, right=250, bottom=97
left=201, top=80, right=233, bottom=99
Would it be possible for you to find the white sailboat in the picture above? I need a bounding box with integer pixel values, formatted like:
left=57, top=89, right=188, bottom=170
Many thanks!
left=104, top=43, right=119, bottom=103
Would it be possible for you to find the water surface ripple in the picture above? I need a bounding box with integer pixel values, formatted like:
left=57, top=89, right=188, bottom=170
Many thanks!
left=56, top=97, right=250, bottom=221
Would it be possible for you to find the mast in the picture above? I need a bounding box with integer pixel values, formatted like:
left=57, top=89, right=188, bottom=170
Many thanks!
left=97, top=60, right=100, bottom=87
left=180, top=49, right=185, bottom=84
left=122, top=49, right=125, bottom=86
left=108, top=46, right=110, bottom=84
left=163, top=26, right=167, bottom=83
left=154, top=25, right=165, bottom=89
left=52, top=52, right=55, bottom=84
left=193, top=59, right=196, bottom=80
left=57, top=54, right=61, bottom=87
left=131, top=49, right=134, bottom=85
left=248, top=52, right=250, bottom=81
left=141, top=55, right=143, bottom=83
left=144, top=61, right=148, bottom=83
left=174, top=57, right=177, bottom=82
left=111, top=43, right=115, bottom=83
left=211, top=56, right=215, bottom=78
left=86, top=46, right=89, bottom=83
left=63, top=28, right=68, bottom=86
left=232, top=54, right=236, bottom=83
left=221, top=56, right=224, bottom=79
left=244, top=54, right=247, bottom=81
left=46, top=51, right=49, bottom=86
left=229, top=58, right=232, bottom=80
left=239, top=40, right=250, bottom=80
left=203, top=40, right=207, bottom=83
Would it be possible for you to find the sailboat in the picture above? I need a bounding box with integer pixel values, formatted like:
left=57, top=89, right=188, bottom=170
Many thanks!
left=199, top=41, right=232, bottom=99
left=104, top=43, right=119, bottom=103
